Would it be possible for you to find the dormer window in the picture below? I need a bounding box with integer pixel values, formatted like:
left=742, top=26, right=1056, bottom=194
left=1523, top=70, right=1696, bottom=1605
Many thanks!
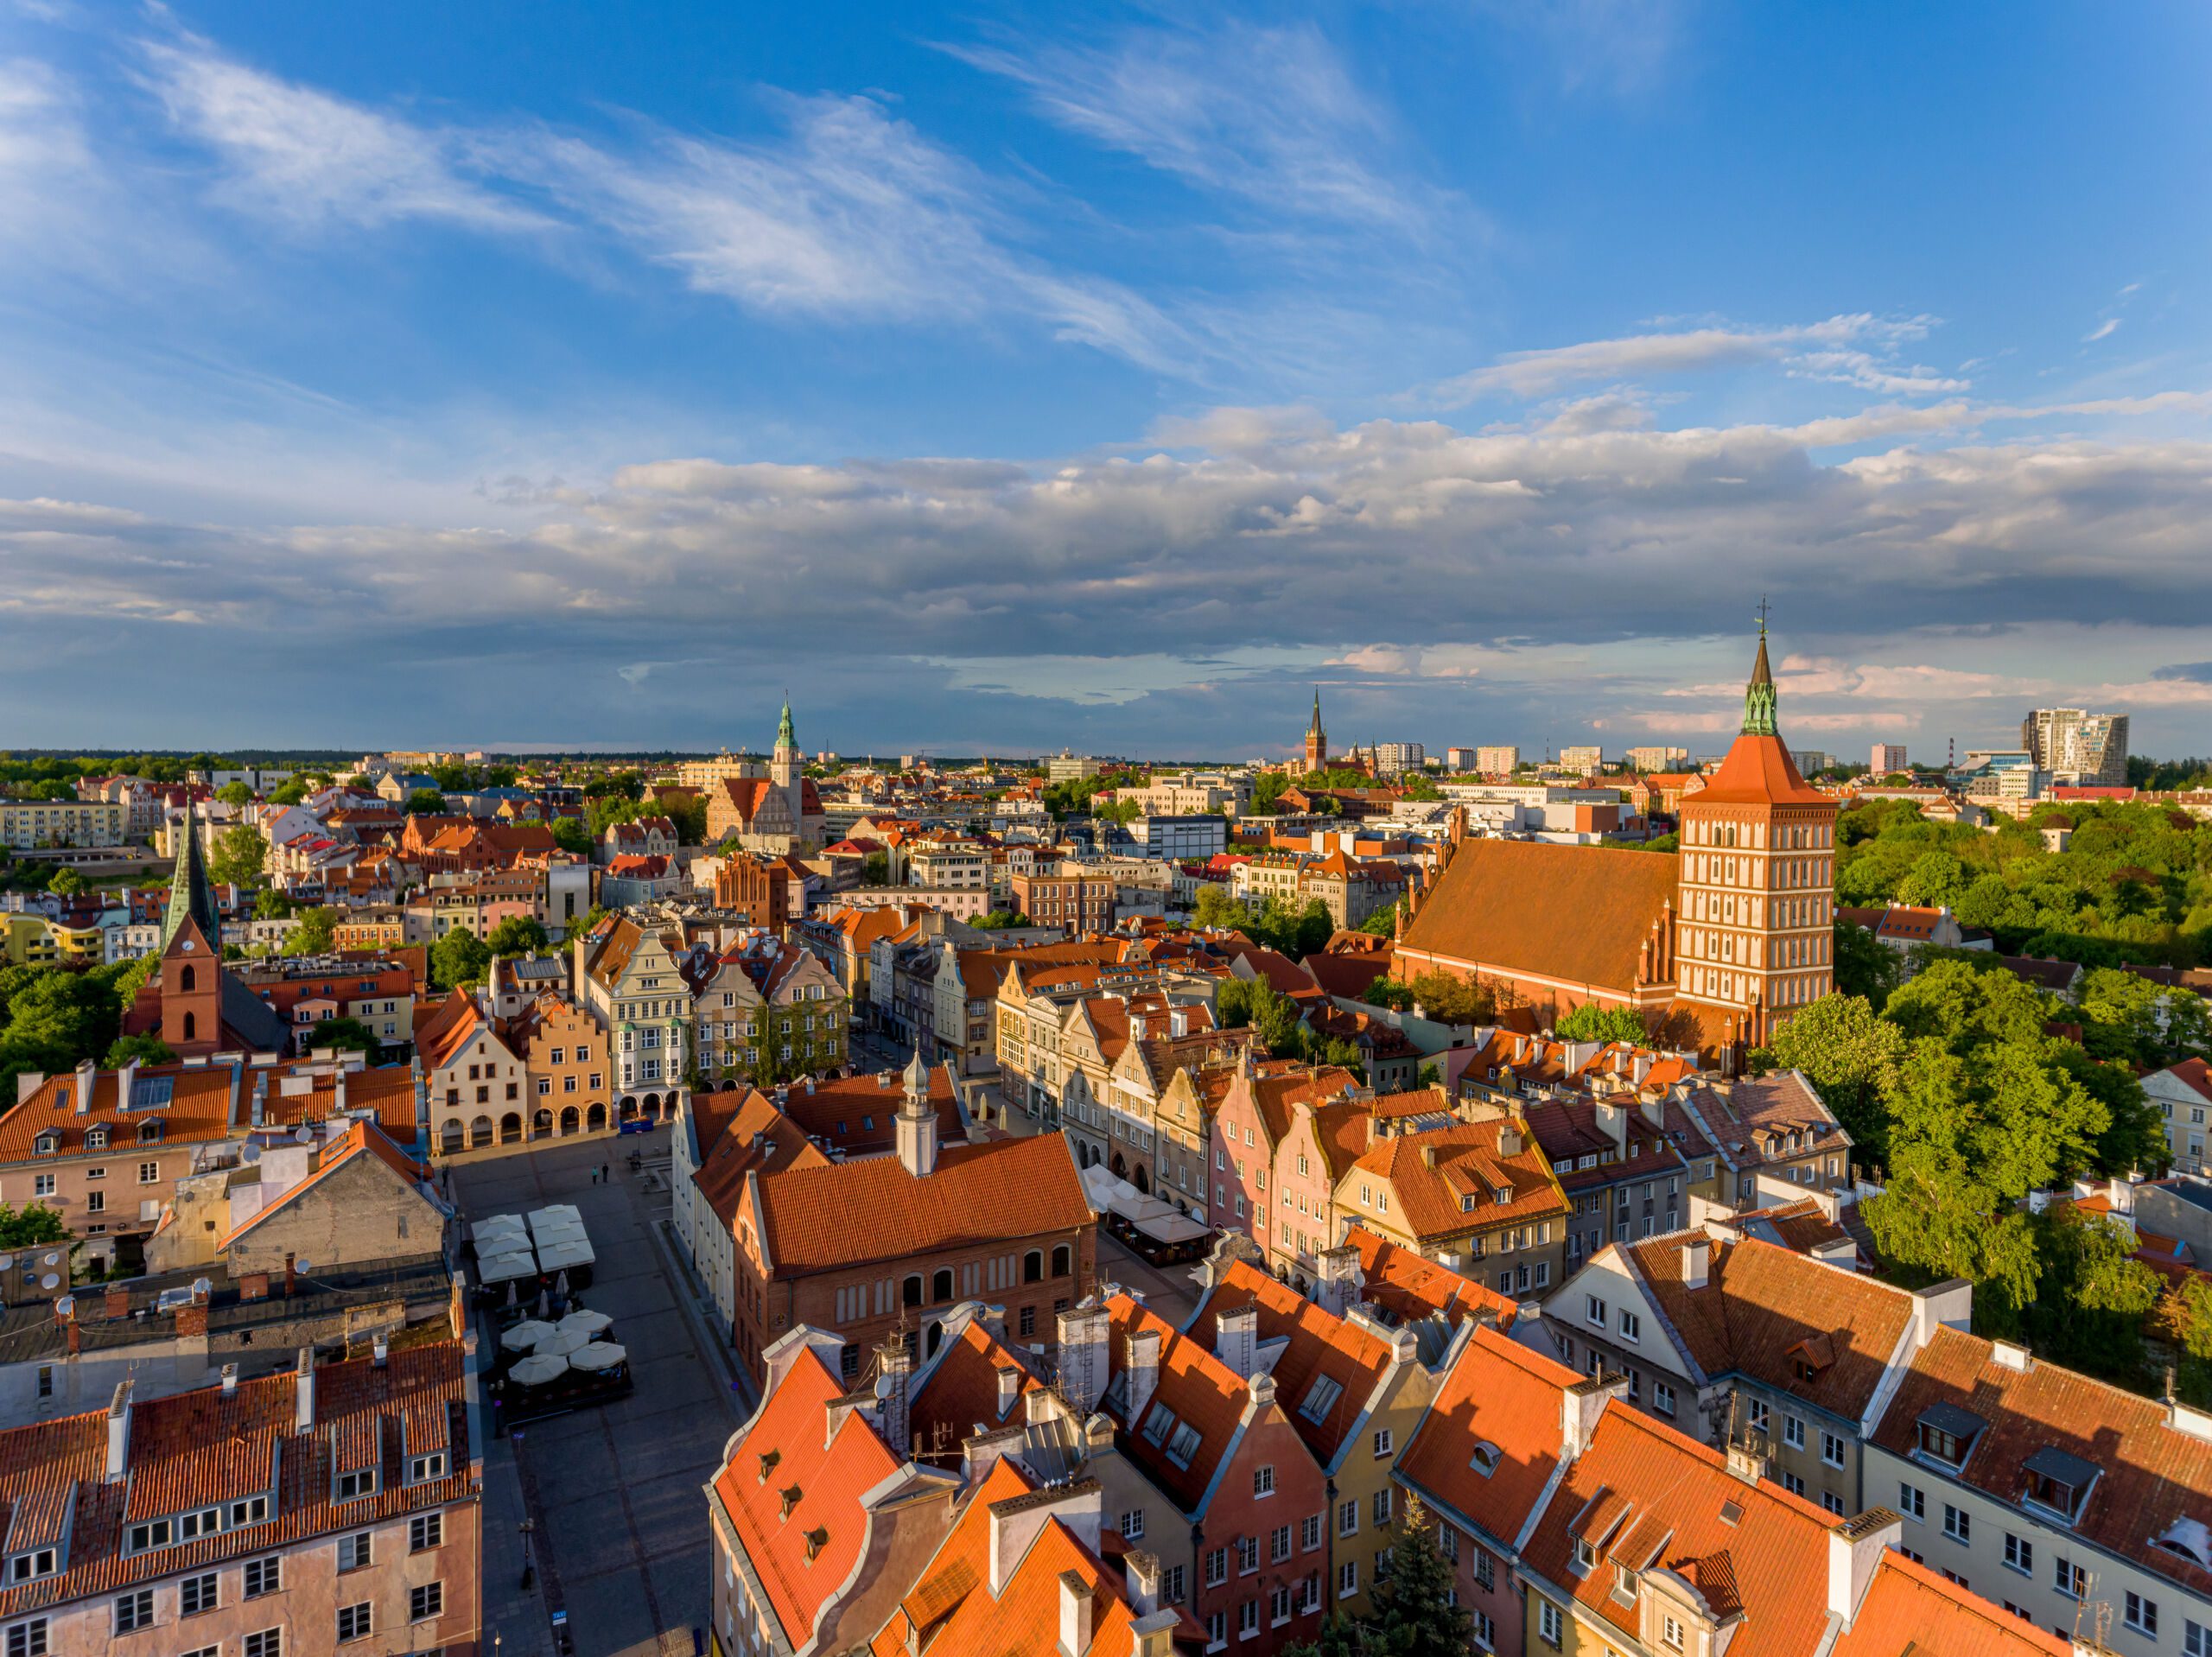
left=7, top=1548, right=54, bottom=1583
left=407, top=1451, right=448, bottom=1483
left=84, top=1127, right=108, bottom=1152
left=137, top=1120, right=162, bottom=1144
left=1573, top=1536, right=1597, bottom=1572
left=32, top=1131, right=59, bottom=1158
left=1494, top=1185, right=1512, bottom=1206
left=176, top=1508, right=219, bottom=1540
left=334, top=1468, right=378, bottom=1501
left=125, top=1518, right=173, bottom=1553
left=1469, top=1441, right=1502, bottom=1477
left=1915, top=1402, right=1986, bottom=1469
left=229, top=1496, right=269, bottom=1527
left=2021, top=1446, right=2100, bottom=1526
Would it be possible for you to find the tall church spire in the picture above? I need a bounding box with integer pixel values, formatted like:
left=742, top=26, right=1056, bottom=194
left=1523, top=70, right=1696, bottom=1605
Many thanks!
left=775, top=697, right=796, bottom=753
left=1741, top=613, right=1778, bottom=738
left=161, top=800, right=220, bottom=951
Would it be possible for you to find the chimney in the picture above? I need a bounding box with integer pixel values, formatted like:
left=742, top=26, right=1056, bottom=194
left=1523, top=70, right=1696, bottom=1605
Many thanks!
left=73, top=1060, right=95, bottom=1115
left=1127, top=1549, right=1162, bottom=1616
left=220, top=1363, right=238, bottom=1396
left=105, top=1380, right=132, bottom=1482
left=872, top=1335, right=913, bottom=1452
left=988, top=1478, right=1103, bottom=1596
left=1991, top=1339, right=2032, bottom=1373
left=1909, top=1279, right=1974, bottom=1350
left=1128, top=1013, right=1146, bottom=1043
left=1127, top=1327, right=1162, bottom=1425
left=1562, top=1374, right=1618, bottom=1459
left=1313, top=1245, right=1363, bottom=1318
left=1828, top=1510, right=1904, bottom=1628
left=1058, top=1570, right=1096, bottom=1657
left=1593, top=1099, right=1627, bottom=1152
left=372, top=1334, right=388, bottom=1368
left=1168, top=1006, right=1189, bottom=1038
left=14, top=1072, right=43, bottom=1105
left=1213, top=1304, right=1257, bottom=1379
left=1497, top=1122, right=1522, bottom=1158
left=995, top=1363, right=1023, bottom=1420
left=1682, top=1235, right=1711, bottom=1291
left=293, top=1347, right=315, bottom=1434
left=1055, top=1305, right=1111, bottom=1415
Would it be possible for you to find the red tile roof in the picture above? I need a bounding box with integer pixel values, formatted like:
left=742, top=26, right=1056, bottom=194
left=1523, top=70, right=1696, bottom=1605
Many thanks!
left=1833, top=1550, right=2070, bottom=1657
left=1395, top=1323, right=1583, bottom=1549
left=1398, top=839, right=1676, bottom=995
left=0, top=1063, right=238, bottom=1160
left=1688, top=729, right=1831, bottom=808
left=1189, top=1260, right=1395, bottom=1467
left=753, top=1133, right=1090, bottom=1278
left=775, top=1069, right=961, bottom=1159
left=1100, top=1294, right=1255, bottom=1514
left=1346, top=1117, right=1571, bottom=1247
left=713, top=1346, right=901, bottom=1647
left=907, top=1319, right=1045, bottom=1464
left=1343, top=1225, right=1518, bottom=1328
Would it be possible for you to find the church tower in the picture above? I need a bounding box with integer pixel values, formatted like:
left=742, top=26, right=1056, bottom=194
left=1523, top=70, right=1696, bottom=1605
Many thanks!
left=156, top=803, right=224, bottom=1057
left=1674, top=624, right=1836, bottom=1049
left=1304, top=689, right=1328, bottom=774
left=771, top=698, right=803, bottom=830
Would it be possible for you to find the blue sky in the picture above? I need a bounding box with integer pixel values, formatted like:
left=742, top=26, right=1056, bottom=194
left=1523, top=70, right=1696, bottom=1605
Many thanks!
left=5, top=1, right=2212, bottom=762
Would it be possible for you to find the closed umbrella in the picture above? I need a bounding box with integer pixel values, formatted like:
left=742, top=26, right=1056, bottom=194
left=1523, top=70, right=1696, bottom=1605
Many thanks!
left=535, top=1326, right=588, bottom=1358
left=500, top=1320, right=556, bottom=1354
left=568, top=1341, right=627, bottom=1373
left=556, top=1309, right=611, bottom=1338
left=510, top=1352, right=568, bottom=1387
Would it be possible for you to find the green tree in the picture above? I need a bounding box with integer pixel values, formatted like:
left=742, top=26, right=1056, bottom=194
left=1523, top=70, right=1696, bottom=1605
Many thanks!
left=0, top=969, right=126, bottom=1088
left=1249, top=772, right=1290, bottom=816
left=214, top=781, right=254, bottom=808
left=102, top=1033, right=175, bottom=1068
left=1404, top=969, right=1494, bottom=1026
left=550, top=816, right=595, bottom=856
left=565, top=905, right=613, bottom=943
left=588, top=792, right=642, bottom=837
left=1362, top=978, right=1414, bottom=1012
left=307, top=1016, right=379, bottom=1054
left=1348, top=1496, right=1472, bottom=1654
left=1831, top=921, right=1904, bottom=1008
left=1554, top=1003, right=1649, bottom=1044
left=267, top=777, right=310, bottom=805
left=861, top=850, right=891, bottom=886
left=0, top=1202, right=70, bottom=1248
left=977, top=910, right=1030, bottom=930
left=1217, top=977, right=1306, bottom=1056
left=1749, top=994, right=1907, bottom=1169
left=485, top=915, right=552, bottom=957
left=403, top=789, right=448, bottom=816
left=45, top=868, right=85, bottom=898
left=285, top=905, right=340, bottom=956
left=650, top=790, right=709, bottom=845
left=1191, top=885, right=1250, bottom=932
left=207, top=823, right=266, bottom=890
left=429, top=929, right=492, bottom=990
left=1359, top=901, right=1399, bottom=936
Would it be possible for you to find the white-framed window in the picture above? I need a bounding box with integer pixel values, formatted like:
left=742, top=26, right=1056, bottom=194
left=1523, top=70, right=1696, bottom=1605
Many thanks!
left=1585, top=1295, right=1606, bottom=1327
left=1254, top=1464, right=1274, bottom=1497
left=2127, top=1593, right=2160, bottom=1638
left=410, top=1582, right=443, bottom=1622
left=1372, top=1428, right=1393, bottom=1457
left=338, top=1602, right=373, bottom=1642
left=1942, top=1504, right=1970, bottom=1543
left=2005, top=1533, right=2032, bottom=1573
left=1899, top=1482, right=1925, bottom=1521
left=1783, top=1413, right=1805, bottom=1449
left=1538, top=1599, right=1564, bottom=1648
left=1339, top=1498, right=1359, bottom=1537
left=1120, top=1509, right=1145, bottom=1540
left=1618, top=1310, right=1641, bottom=1343
left=112, top=1590, right=154, bottom=1635
left=1653, top=1381, right=1675, bottom=1416
left=6, top=1622, right=48, bottom=1657
left=1821, top=1430, right=1846, bottom=1469
left=1338, top=1559, right=1359, bottom=1598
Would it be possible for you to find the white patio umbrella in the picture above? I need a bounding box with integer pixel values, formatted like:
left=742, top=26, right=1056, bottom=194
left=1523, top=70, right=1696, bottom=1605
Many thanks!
left=534, top=1326, right=588, bottom=1358
left=500, top=1320, right=556, bottom=1353
left=556, top=1309, right=612, bottom=1338
left=568, top=1341, right=627, bottom=1373
left=509, top=1352, right=568, bottom=1387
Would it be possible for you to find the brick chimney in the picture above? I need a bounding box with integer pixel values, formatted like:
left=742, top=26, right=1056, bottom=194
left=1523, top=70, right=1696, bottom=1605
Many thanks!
left=1212, top=1304, right=1257, bottom=1380
left=1126, top=1327, right=1162, bottom=1425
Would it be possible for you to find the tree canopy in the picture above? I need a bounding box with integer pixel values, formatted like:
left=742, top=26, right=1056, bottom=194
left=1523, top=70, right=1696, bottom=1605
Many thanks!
left=485, top=916, right=551, bottom=957
left=402, top=789, right=449, bottom=816
left=429, top=929, right=492, bottom=990
left=1554, top=1003, right=1650, bottom=1044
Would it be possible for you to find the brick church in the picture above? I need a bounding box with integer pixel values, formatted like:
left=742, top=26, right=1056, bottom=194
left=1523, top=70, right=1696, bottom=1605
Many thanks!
left=119, top=805, right=289, bottom=1058
left=1395, top=627, right=1836, bottom=1059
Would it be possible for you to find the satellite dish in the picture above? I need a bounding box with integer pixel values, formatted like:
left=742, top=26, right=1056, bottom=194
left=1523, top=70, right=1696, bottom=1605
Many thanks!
left=295, top=1127, right=315, bottom=1145
left=296, top=1260, right=312, bottom=1275
left=53, top=1295, right=73, bottom=1318
left=242, top=1144, right=263, bottom=1164
left=39, top=1275, right=59, bottom=1291
left=0, top=1254, right=17, bottom=1273
left=40, top=1253, right=60, bottom=1267
left=874, top=1374, right=897, bottom=1400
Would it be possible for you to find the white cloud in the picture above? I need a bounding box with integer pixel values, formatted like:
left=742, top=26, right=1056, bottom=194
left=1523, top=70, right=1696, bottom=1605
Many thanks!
left=944, top=19, right=1458, bottom=238
left=2084, top=318, right=2120, bottom=342
left=1428, top=314, right=1954, bottom=403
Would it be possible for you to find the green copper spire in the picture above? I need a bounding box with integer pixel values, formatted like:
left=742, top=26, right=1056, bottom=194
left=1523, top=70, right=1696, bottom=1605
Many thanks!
left=161, top=800, right=220, bottom=950
left=775, top=698, right=796, bottom=751
left=1742, top=618, right=1778, bottom=737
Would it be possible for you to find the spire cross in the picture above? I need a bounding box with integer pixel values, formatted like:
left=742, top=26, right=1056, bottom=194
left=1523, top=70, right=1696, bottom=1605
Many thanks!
left=1755, top=594, right=1771, bottom=634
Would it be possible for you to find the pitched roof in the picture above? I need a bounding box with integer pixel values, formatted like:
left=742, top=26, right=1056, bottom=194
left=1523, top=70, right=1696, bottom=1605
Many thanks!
left=906, top=1319, right=1046, bottom=1463
left=1099, top=1295, right=1253, bottom=1514
left=1678, top=1073, right=1850, bottom=1170
left=1395, top=1323, right=1584, bottom=1549
left=0, top=1063, right=237, bottom=1159
left=1688, top=729, right=1831, bottom=808
left=2158, top=1057, right=2212, bottom=1106
left=1300, top=949, right=1395, bottom=1000
left=1869, top=1324, right=2212, bottom=1595
left=712, top=1346, right=902, bottom=1647
left=217, top=1121, right=429, bottom=1249
left=1521, top=1404, right=1841, bottom=1657
left=775, top=1069, right=961, bottom=1159
left=1622, top=1231, right=1912, bottom=1417
left=1343, top=1225, right=1519, bottom=1329
left=1398, top=839, right=1676, bottom=994
left=753, top=1134, right=1090, bottom=1278
left=1188, top=1260, right=1395, bottom=1467
left=1832, top=1551, right=2070, bottom=1657
left=1348, top=1117, right=1571, bottom=1246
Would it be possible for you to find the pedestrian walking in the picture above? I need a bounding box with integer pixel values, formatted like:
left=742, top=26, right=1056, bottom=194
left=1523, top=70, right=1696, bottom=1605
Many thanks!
left=601, top=1162, right=611, bottom=1184
left=588, top=1166, right=598, bottom=1185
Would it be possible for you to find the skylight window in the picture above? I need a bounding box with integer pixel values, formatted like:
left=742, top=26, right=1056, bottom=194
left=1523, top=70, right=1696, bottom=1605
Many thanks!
left=1470, top=1441, right=1502, bottom=1477
left=1166, top=1423, right=1204, bottom=1470
left=1300, top=1376, right=1344, bottom=1422
left=1141, top=1403, right=1177, bottom=1448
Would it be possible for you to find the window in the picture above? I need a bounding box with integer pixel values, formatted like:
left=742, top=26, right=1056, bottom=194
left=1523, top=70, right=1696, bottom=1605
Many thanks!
left=1618, top=1309, right=1641, bottom=1343
left=181, top=1571, right=218, bottom=1616
left=1254, top=1464, right=1275, bottom=1498
left=1476, top=1609, right=1497, bottom=1651
left=1821, top=1430, right=1846, bottom=1469
left=1338, top=1559, right=1360, bottom=1598
left=85, top=1191, right=102, bottom=1214
left=339, top=1530, right=372, bottom=1571
left=113, top=1590, right=154, bottom=1635
left=1942, top=1505, right=1970, bottom=1543
left=2005, top=1533, right=2032, bottom=1574
left=1585, top=1295, right=1607, bottom=1327
left=1205, top=1609, right=1227, bottom=1649
left=1373, top=1427, right=1394, bottom=1457
left=1302, top=1514, right=1322, bottom=1552
left=1823, top=1492, right=1847, bottom=1516
left=1783, top=1413, right=1806, bottom=1449
left=410, top=1582, right=444, bottom=1622
left=1120, top=1509, right=1145, bottom=1540
left=1664, top=1614, right=1686, bottom=1650
left=1748, top=1399, right=1769, bottom=1433
left=1271, top=1524, right=1292, bottom=1563
left=245, top=1555, right=283, bottom=1598
left=2187, top=1620, right=2210, bottom=1657
left=2054, top=1556, right=2086, bottom=1599
left=29, top=1175, right=51, bottom=1197
left=1163, top=1565, right=1185, bottom=1603
left=2128, top=1593, right=2159, bottom=1638
left=1236, top=1536, right=1258, bottom=1575
left=6, top=1622, right=48, bottom=1657
left=1900, top=1482, right=1925, bottom=1521
left=245, top=1632, right=283, bottom=1657
left=1573, top=1536, right=1597, bottom=1571
left=339, top=1603, right=373, bottom=1642
left=138, top=1162, right=159, bottom=1184
left=335, top=1467, right=377, bottom=1500
left=1373, top=1488, right=1393, bottom=1526
left=1781, top=1470, right=1806, bottom=1496
left=1205, top=1547, right=1228, bottom=1587
left=1340, top=1498, right=1359, bottom=1537
left=1539, top=1599, right=1564, bottom=1648
left=411, top=1513, right=443, bottom=1552
left=230, top=1496, right=269, bottom=1527
left=1476, top=1548, right=1496, bottom=1590
left=1270, top=1584, right=1292, bottom=1626
left=1238, top=1599, right=1260, bottom=1637
left=4, top=1551, right=50, bottom=1584
left=1653, top=1381, right=1675, bottom=1417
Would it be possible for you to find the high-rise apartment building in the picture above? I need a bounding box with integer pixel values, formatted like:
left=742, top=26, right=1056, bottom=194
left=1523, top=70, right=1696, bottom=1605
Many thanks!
left=1625, top=746, right=1690, bottom=771
left=1446, top=746, right=1478, bottom=771
left=1475, top=745, right=1520, bottom=773
left=1870, top=742, right=1910, bottom=775
left=1557, top=745, right=1603, bottom=776
left=1370, top=741, right=1426, bottom=776
left=1789, top=749, right=1832, bottom=776
left=2022, top=708, right=2129, bottom=785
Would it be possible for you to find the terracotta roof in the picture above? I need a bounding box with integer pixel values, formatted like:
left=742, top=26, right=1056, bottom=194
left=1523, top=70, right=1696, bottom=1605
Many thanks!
left=1870, top=1324, right=2212, bottom=1595
left=0, top=1342, right=469, bottom=1620
left=1395, top=1322, right=1584, bottom=1550
left=775, top=1068, right=962, bottom=1159
left=1300, top=949, right=1394, bottom=1000
left=1833, top=1550, right=2070, bottom=1657
left=2159, top=1057, right=2212, bottom=1106
left=216, top=1121, right=429, bottom=1249
left=1678, top=1073, right=1850, bottom=1170
left=693, top=1089, right=826, bottom=1226
left=1343, top=1225, right=1519, bottom=1328
left=753, top=1134, right=1090, bottom=1278
left=1731, top=1197, right=1855, bottom=1259
left=257, top=1063, right=423, bottom=1143
left=906, top=1319, right=1045, bottom=1463
left=0, top=1063, right=238, bottom=1160
left=1398, top=839, right=1676, bottom=994
left=1522, top=1403, right=1840, bottom=1657
left=1188, top=1260, right=1394, bottom=1468
left=1688, top=728, right=1831, bottom=808
left=712, top=1346, right=901, bottom=1647
left=1346, top=1117, right=1571, bottom=1247
left=1099, top=1295, right=1253, bottom=1514
left=1622, top=1232, right=1911, bottom=1417
left=583, top=916, right=645, bottom=990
